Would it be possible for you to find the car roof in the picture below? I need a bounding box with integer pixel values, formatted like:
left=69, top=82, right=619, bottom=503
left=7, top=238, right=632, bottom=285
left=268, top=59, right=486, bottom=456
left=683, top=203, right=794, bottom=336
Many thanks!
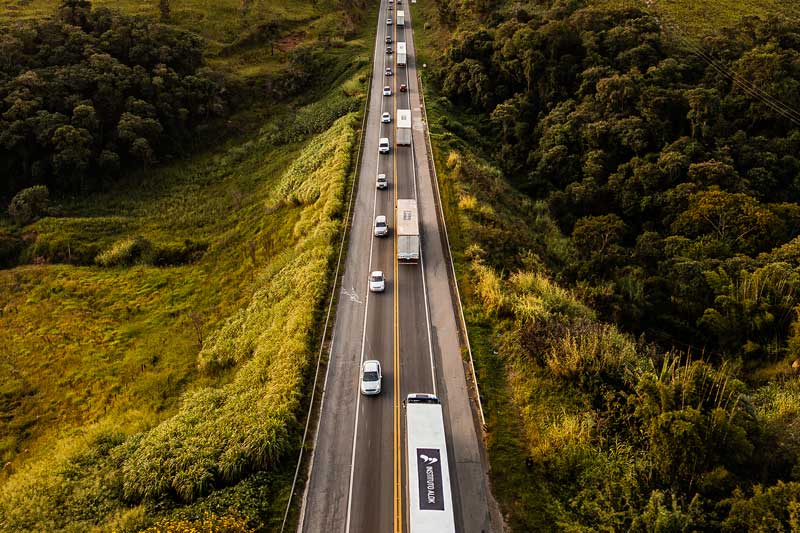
left=371, top=270, right=384, bottom=276
left=378, top=173, right=386, bottom=177
left=376, top=215, right=387, bottom=222
left=379, top=137, right=389, bottom=142
left=363, top=360, right=381, bottom=371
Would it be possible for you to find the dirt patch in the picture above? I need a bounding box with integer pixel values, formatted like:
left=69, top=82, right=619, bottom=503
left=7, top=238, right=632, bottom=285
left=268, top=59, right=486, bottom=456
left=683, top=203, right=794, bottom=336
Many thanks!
left=276, top=32, right=305, bottom=52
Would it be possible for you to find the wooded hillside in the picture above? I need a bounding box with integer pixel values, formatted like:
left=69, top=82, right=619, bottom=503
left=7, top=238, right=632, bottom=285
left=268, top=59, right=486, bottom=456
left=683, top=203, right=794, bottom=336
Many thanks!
left=415, top=0, right=800, bottom=529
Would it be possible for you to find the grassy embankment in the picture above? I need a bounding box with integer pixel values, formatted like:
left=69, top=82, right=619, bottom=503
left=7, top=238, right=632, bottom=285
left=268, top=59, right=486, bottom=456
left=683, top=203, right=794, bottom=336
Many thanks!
left=411, top=0, right=800, bottom=529
left=0, top=0, right=374, bottom=531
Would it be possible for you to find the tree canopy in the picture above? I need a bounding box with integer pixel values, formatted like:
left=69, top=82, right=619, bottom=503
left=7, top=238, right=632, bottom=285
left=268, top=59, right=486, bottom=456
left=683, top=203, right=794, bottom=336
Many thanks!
left=0, top=1, right=226, bottom=197
left=435, top=3, right=800, bottom=363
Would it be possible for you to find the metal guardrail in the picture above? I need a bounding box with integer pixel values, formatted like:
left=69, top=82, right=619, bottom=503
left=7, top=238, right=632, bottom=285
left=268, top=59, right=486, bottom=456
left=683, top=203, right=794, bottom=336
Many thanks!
left=280, top=47, right=375, bottom=533
left=416, top=69, right=486, bottom=429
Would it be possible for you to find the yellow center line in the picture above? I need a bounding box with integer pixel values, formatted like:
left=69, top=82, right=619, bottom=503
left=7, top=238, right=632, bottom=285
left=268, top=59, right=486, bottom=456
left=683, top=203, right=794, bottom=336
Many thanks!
left=392, top=7, right=402, bottom=533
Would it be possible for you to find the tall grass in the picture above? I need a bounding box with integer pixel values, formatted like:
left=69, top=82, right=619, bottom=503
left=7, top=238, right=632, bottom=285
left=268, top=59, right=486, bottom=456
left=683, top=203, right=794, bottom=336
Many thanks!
left=0, top=111, right=359, bottom=531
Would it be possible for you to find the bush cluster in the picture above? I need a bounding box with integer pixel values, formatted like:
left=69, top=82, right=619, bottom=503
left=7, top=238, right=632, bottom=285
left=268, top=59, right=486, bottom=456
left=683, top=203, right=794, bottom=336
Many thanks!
left=94, top=237, right=207, bottom=267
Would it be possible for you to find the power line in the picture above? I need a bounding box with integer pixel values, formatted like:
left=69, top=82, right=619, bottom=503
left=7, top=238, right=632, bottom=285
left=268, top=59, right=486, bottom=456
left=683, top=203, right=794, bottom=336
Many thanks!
left=650, top=7, right=800, bottom=127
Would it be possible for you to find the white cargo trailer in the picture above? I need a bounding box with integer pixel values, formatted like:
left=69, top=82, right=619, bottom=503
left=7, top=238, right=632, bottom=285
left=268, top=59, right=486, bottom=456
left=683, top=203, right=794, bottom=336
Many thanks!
left=397, top=10, right=405, bottom=26
left=406, top=394, right=456, bottom=533
left=397, top=109, right=412, bottom=146
left=397, top=42, right=407, bottom=67
left=397, top=198, right=419, bottom=262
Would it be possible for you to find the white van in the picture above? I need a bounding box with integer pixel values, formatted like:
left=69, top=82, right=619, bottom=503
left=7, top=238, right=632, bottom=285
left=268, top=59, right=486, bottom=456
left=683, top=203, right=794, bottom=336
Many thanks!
left=379, top=138, right=390, bottom=153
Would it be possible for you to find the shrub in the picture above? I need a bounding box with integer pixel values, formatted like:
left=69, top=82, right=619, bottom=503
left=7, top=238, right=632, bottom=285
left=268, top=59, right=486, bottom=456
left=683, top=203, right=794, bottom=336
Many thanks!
left=95, top=236, right=152, bottom=267
left=545, top=323, right=639, bottom=381
left=141, top=513, right=256, bottom=533
left=8, top=185, right=49, bottom=225
left=150, top=240, right=208, bottom=266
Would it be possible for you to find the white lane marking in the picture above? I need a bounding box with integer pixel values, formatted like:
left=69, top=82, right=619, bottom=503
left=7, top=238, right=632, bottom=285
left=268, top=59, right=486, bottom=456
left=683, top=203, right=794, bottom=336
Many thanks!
left=345, top=2, right=390, bottom=529
left=405, top=6, right=437, bottom=396
left=342, top=286, right=363, bottom=305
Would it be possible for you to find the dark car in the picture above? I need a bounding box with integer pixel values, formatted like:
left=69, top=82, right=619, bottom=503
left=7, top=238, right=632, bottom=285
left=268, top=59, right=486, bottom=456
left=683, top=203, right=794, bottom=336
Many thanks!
left=386, top=36, right=392, bottom=44
left=399, top=83, right=407, bottom=92
left=386, top=46, right=393, bottom=55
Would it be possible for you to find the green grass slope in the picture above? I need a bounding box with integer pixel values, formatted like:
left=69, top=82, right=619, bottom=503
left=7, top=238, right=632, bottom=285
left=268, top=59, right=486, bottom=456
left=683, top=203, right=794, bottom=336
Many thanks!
left=594, top=0, right=798, bottom=37
left=0, top=0, right=374, bottom=530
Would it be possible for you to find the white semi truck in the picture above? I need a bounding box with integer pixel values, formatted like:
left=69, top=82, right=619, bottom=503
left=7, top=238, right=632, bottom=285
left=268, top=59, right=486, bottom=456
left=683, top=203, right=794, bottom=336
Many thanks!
left=397, top=109, right=412, bottom=146
left=406, top=394, right=456, bottom=533
left=397, top=198, right=419, bottom=262
left=397, top=10, right=405, bottom=26
left=397, top=42, right=407, bottom=67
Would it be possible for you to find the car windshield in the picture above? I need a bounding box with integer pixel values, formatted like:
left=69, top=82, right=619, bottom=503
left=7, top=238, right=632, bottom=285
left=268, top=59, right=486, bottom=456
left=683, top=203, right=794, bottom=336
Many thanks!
left=363, top=371, right=379, bottom=382
left=377, top=220, right=386, bottom=227
left=371, top=274, right=382, bottom=282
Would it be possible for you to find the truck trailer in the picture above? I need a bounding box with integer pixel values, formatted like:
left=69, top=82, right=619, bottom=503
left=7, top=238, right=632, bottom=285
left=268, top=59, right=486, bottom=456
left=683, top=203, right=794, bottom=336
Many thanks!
left=397, top=198, right=420, bottom=262
left=397, top=42, right=407, bottom=67
left=397, top=109, right=412, bottom=146
left=397, top=10, right=405, bottom=26
left=406, top=394, right=456, bottom=533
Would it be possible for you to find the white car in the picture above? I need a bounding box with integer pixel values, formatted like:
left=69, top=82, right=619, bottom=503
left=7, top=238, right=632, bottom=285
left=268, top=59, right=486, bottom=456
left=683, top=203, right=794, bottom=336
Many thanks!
left=360, top=360, right=382, bottom=395
left=376, top=173, right=388, bottom=189
left=379, top=137, right=390, bottom=153
left=381, top=112, right=391, bottom=123
left=385, top=67, right=393, bottom=76
left=374, top=215, right=388, bottom=237
left=369, top=271, right=385, bottom=292
left=383, top=86, right=392, bottom=96
left=386, top=18, right=392, bottom=25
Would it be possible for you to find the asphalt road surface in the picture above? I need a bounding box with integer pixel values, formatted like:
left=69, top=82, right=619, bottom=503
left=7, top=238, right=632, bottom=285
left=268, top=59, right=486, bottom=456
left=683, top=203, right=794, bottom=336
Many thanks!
left=299, top=1, right=499, bottom=531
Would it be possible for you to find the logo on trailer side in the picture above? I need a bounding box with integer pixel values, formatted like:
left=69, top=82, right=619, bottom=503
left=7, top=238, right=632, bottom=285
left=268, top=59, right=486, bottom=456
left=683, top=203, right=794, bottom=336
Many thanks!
left=416, top=448, right=444, bottom=511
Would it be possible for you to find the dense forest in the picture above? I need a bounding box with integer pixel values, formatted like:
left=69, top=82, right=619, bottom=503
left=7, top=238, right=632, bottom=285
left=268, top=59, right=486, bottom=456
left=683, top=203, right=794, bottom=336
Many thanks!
left=435, top=3, right=800, bottom=363
left=421, top=0, right=800, bottom=529
left=0, top=0, right=226, bottom=197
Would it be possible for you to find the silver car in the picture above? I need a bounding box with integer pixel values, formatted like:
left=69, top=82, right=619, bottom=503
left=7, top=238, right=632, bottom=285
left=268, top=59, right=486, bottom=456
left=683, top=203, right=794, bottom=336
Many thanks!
left=360, top=360, right=382, bottom=395
left=369, top=271, right=385, bottom=292
left=374, top=215, right=388, bottom=237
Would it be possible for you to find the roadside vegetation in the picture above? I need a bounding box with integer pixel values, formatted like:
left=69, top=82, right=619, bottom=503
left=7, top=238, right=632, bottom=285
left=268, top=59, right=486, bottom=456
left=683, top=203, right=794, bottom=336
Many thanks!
left=413, top=0, right=800, bottom=529
left=0, top=0, right=372, bottom=530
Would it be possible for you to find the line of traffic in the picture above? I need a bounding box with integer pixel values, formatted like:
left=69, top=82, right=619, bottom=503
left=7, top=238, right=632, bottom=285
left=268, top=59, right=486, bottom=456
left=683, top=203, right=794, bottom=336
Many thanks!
left=345, top=1, right=393, bottom=528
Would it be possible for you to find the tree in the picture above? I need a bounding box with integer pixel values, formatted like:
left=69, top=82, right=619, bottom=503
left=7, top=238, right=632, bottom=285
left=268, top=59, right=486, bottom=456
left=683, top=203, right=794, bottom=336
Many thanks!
left=686, top=88, right=721, bottom=142
left=571, top=213, right=627, bottom=280
left=51, top=125, right=93, bottom=189
left=8, top=185, right=49, bottom=225
left=671, top=189, right=784, bottom=255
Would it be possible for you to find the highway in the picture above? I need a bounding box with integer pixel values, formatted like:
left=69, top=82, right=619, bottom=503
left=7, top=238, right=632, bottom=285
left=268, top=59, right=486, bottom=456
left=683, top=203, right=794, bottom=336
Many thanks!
left=299, top=1, right=498, bottom=531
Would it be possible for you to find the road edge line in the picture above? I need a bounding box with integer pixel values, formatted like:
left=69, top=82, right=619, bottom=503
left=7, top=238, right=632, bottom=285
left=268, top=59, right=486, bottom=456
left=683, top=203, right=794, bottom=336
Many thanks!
left=414, top=31, right=486, bottom=430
